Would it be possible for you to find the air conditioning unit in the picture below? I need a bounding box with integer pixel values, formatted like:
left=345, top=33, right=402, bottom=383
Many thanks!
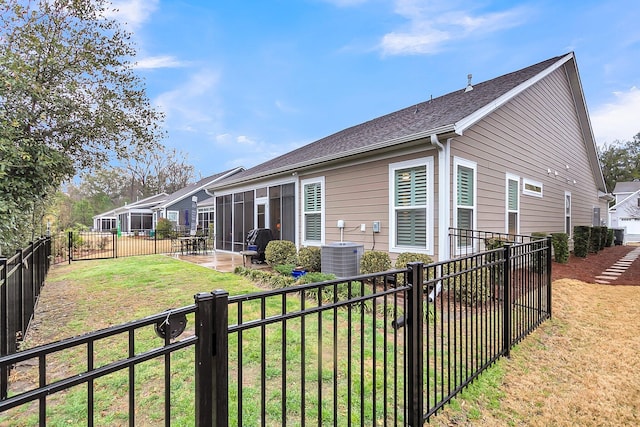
left=321, top=242, right=364, bottom=278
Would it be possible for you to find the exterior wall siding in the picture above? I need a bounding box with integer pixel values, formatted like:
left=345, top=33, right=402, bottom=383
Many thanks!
left=297, top=146, right=440, bottom=261
left=165, top=189, right=210, bottom=226
left=450, top=66, right=604, bottom=236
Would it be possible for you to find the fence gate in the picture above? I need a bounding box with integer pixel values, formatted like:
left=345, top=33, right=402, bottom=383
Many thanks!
left=69, top=231, right=117, bottom=262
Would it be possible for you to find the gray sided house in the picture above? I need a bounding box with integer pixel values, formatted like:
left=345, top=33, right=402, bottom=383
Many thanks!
left=92, top=167, right=243, bottom=236
left=608, top=181, right=640, bottom=243
left=207, top=52, right=609, bottom=261
left=92, top=193, right=168, bottom=234
left=152, top=168, right=244, bottom=234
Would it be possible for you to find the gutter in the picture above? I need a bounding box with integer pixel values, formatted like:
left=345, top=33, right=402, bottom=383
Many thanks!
left=429, top=134, right=451, bottom=302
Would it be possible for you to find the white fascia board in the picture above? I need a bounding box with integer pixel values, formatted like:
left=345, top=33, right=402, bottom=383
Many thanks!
left=454, top=53, right=573, bottom=134
left=609, top=189, right=640, bottom=210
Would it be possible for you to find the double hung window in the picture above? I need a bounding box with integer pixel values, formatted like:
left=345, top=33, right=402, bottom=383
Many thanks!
left=506, top=174, right=520, bottom=235
left=389, top=158, right=433, bottom=253
left=302, top=178, right=324, bottom=244
left=454, top=158, right=477, bottom=251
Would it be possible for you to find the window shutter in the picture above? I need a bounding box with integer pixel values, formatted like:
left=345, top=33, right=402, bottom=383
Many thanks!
left=305, top=213, right=321, bottom=241
left=457, top=208, right=473, bottom=230
left=457, top=166, right=474, bottom=207
left=508, top=179, right=518, bottom=211
left=396, top=209, right=426, bottom=246
left=395, top=166, right=426, bottom=206
left=304, top=183, right=321, bottom=212
left=304, top=181, right=322, bottom=241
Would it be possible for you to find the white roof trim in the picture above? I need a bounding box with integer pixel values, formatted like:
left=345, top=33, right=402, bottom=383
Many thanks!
left=609, top=188, right=640, bottom=211
left=454, top=53, right=574, bottom=134
left=155, top=167, right=244, bottom=209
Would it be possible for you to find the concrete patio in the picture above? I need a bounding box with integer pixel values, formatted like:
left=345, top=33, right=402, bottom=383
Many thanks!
left=171, top=251, right=270, bottom=273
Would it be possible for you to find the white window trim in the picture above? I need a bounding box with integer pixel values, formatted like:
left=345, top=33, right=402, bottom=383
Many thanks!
left=301, top=177, right=325, bottom=246
left=506, top=173, right=520, bottom=235
left=388, top=157, right=434, bottom=254
left=453, top=157, right=477, bottom=254
left=565, top=191, right=572, bottom=237
left=522, top=178, right=543, bottom=197
left=167, top=210, right=179, bottom=223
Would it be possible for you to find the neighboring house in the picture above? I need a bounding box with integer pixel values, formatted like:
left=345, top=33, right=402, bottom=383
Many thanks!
left=92, top=193, right=168, bottom=234
left=608, top=181, right=640, bottom=242
left=152, top=167, right=244, bottom=234
left=92, top=167, right=244, bottom=235
left=207, top=52, right=609, bottom=261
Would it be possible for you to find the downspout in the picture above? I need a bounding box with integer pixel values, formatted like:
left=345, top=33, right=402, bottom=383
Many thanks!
left=430, top=134, right=451, bottom=302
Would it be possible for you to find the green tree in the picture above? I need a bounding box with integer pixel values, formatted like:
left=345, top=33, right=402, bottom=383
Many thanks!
left=598, top=132, right=640, bottom=192
left=0, top=0, right=164, bottom=253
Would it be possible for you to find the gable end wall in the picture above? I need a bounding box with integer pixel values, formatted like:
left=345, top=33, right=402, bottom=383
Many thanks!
left=450, top=66, right=606, bottom=235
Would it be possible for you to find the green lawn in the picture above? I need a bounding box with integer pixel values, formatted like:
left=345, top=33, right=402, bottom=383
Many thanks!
left=2, top=256, right=408, bottom=426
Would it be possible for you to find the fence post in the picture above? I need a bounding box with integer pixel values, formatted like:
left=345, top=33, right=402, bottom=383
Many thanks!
left=29, top=241, right=35, bottom=313
left=68, top=231, right=72, bottom=264
left=546, top=236, right=552, bottom=319
left=502, top=244, right=512, bottom=358
left=16, top=249, right=24, bottom=340
left=195, top=289, right=229, bottom=427
left=0, top=257, right=7, bottom=399
left=406, top=262, right=424, bottom=426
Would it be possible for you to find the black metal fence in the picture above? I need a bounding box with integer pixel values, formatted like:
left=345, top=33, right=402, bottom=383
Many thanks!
left=449, top=227, right=544, bottom=258
left=51, top=230, right=213, bottom=264
left=0, top=237, right=52, bottom=397
left=0, top=238, right=551, bottom=426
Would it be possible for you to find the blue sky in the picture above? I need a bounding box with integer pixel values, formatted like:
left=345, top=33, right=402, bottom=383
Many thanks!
left=111, top=0, right=640, bottom=177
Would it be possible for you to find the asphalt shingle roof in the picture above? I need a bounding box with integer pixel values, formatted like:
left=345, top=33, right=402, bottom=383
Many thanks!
left=222, top=54, right=565, bottom=184
left=612, top=181, right=640, bottom=194
left=157, top=167, right=242, bottom=207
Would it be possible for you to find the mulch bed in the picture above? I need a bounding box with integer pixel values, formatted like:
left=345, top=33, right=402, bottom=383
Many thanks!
left=551, top=244, right=640, bottom=285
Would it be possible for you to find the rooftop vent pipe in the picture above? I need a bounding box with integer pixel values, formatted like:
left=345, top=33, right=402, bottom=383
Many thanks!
left=465, top=74, right=473, bottom=92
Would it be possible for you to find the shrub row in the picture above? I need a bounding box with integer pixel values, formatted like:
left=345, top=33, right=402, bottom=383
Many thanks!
left=264, top=241, right=322, bottom=271
left=573, top=225, right=612, bottom=258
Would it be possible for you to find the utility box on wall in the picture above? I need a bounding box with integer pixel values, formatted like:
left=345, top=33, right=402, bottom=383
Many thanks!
left=321, top=242, right=364, bottom=278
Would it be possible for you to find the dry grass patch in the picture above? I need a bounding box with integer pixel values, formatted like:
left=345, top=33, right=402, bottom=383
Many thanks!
left=431, top=279, right=640, bottom=426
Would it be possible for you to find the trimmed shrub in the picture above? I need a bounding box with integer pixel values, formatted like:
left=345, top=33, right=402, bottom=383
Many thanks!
left=485, top=237, right=511, bottom=250
left=573, top=226, right=590, bottom=258
left=359, top=251, right=391, bottom=275
left=394, top=252, right=434, bottom=285
left=442, top=259, right=490, bottom=305
left=155, top=218, right=175, bottom=239
left=265, top=240, right=297, bottom=266
left=599, top=226, right=608, bottom=250
left=589, top=226, right=602, bottom=253
left=298, top=246, right=321, bottom=272
left=606, top=228, right=614, bottom=247
left=551, top=233, right=569, bottom=263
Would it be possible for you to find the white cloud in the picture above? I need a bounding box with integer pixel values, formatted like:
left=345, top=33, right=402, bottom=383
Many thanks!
left=236, top=135, right=256, bottom=145
left=591, top=87, right=640, bottom=145
left=380, top=1, right=528, bottom=56
left=133, top=55, right=187, bottom=69
left=107, top=0, right=159, bottom=29
left=215, top=133, right=232, bottom=144
left=154, top=69, right=221, bottom=124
